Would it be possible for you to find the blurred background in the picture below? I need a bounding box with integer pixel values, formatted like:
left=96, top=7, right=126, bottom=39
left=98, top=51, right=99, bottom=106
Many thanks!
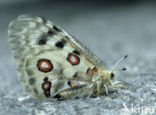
left=0, top=0, right=156, bottom=115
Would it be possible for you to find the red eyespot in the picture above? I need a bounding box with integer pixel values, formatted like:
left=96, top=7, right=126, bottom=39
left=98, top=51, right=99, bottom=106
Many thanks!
left=42, top=81, right=51, bottom=97
left=45, top=90, right=50, bottom=97
left=37, top=59, right=53, bottom=72
left=86, top=68, right=93, bottom=77
left=67, top=53, right=80, bottom=65
left=42, top=82, right=51, bottom=90
left=93, top=67, right=98, bottom=73
left=86, top=67, right=98, bottom=77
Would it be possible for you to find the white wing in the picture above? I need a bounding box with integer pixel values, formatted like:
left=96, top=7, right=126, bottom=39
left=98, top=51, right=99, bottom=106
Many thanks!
left=8, top=14, right=104, bottom=68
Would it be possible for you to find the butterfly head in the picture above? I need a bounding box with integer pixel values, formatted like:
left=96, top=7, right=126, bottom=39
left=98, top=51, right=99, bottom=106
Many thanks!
left=101, top=70, right=116, bottom=81
left=100, top=55, right=128, bottom=85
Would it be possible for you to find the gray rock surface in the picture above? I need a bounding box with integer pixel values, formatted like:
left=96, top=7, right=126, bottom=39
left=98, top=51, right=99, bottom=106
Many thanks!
left=0, top=1, right=156, bottom=115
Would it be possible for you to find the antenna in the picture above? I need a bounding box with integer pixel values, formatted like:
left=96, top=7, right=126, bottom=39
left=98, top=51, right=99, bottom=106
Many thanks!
left=121, top=67, right=127, bottom=71
left=111, top=55, right=128, bottom=72
left=110, top=55, right=128, bottom=80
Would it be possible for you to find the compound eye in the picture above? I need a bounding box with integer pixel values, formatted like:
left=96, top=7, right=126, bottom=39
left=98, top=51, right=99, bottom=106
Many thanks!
left=110, top=72, right=115, bottom=80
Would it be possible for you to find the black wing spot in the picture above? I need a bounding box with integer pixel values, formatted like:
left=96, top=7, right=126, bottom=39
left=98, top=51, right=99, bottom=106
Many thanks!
left=28, top=78, right=36, bottom=85
left=43, top=77, right=49, bottom=81
left=33, top=88, right=39, bottom=94
left=55, top=39, right=66, bottom=48
left=39, top=39, right=47, bottom=45
left=73, top=50, right=80, bottom=55
left=67, top=81, right=71, bottom=87
left=26, top=69, right=34, bottom=76
left=55, top=42, right=64, bottom=48
left=53, top=25, right=61, bottom=32
left=48, top=30, right=54, bottom=35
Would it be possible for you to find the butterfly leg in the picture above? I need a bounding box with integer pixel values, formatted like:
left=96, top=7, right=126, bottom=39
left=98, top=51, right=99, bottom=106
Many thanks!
left=104, top=85, right=109, bottom=95
left=110, top=81, right=135, bottom=92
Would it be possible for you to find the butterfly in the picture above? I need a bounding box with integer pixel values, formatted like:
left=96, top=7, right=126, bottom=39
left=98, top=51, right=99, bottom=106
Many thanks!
left=8, top=14, right=128, bottom=99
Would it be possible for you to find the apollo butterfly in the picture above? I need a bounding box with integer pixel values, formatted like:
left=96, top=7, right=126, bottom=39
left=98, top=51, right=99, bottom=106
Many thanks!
left=8, top=14, right=128, bottom=99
